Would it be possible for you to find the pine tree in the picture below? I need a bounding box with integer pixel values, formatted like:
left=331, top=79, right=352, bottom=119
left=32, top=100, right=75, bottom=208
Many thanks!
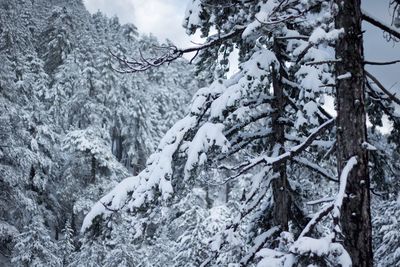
left=11, top=216, right=62, bottom=267
left=84, top=0, right=400, bottom=266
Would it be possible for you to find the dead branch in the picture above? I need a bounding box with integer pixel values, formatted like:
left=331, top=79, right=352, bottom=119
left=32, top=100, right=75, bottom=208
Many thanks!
left=362, top=10, right=400, bottom=39
left=365, top=70, right=400, bottom=106
left=364, top=59, right=400, bottom=65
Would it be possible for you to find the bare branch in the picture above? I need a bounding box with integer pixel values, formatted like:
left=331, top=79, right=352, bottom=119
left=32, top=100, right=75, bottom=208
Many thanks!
left=364, top=59, right=400, bottom=65
left=322, top=140, right=336, bottom=160
left=305, top=59, right=342, bottom=66
left=292, top=157, right=338, bottom=182
left=362, top=10, right=400, bottom=39
left=365, top=82, right=400, bottom=135
left=306, top=197, right=335, bottom=205
left=275, top=35, right=309, bottom=40
left=365, top=70, right=400, bottom=106
left=295, top=43, right=313, bottom=64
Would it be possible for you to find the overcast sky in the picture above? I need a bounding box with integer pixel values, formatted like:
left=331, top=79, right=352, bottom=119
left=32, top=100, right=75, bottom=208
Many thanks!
left=83, top=0, right=399, bottom=89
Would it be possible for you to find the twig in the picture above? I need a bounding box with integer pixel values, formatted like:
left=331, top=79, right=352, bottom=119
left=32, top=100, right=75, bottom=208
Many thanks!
left=305, top=59, right=342, bottom=66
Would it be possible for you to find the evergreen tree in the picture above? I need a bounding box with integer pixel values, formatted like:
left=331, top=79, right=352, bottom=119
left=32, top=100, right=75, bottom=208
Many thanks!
left=11, top=216, right=61, bottom=267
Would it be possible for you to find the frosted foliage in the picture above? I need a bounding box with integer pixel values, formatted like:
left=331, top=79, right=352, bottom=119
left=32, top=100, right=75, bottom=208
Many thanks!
left=373, top=199, right=400, bottom=266
left=184, top=0, right=203, bottom=33
left=11, top=218, right=62, bottom=267
left=82, top=0, right=383, bottom=266
left=0, top=0, right=195, bottom=266
left=1, top=0, right=399, bottom=266
left=184, top=122, right=230, bottom=179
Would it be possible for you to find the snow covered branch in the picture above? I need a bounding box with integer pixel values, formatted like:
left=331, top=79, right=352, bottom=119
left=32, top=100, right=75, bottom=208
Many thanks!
left=299, top=203, right=334, bottom=238
left=234, top=119, right=335, bottom=176
left=332, top=156, right=358, bottom=238
left=110, top=26, right=245, bottom=73
left=293, top=157, right=338, bottom=182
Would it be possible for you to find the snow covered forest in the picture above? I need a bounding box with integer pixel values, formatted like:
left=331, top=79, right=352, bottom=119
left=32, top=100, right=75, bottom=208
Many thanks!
left=0, top=0, right=400, bottom=266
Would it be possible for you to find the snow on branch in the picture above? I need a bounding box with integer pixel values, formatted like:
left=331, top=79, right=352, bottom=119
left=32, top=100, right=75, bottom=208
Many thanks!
left=299, top=203, right=334, bottom=239
left=240, top=227, right=280, bottom=266
left=110, top=26, right=245, bottom=73
left=293, top=157, right=338, bottom=182
left=184, top=123, right=230, bottom=179
left=332, top=156, right=358, bottom=237
left=289, top=235, right=351, bottom=267
left=232, top=118, right=335, bottom=178
left=81, top=115, right=197, bottom=232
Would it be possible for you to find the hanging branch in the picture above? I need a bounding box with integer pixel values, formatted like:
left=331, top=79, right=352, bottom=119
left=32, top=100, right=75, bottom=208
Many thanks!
left=362, top=10, right=400, bottom=39
left=365, top=81, right=400, bottom=129
left=110, top=26, right=246, bottom=73
left=110, top=2, right=321, bottom=74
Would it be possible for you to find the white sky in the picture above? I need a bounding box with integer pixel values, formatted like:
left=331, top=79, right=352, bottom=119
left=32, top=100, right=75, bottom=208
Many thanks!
left=83, top=0, right=198, bottom=49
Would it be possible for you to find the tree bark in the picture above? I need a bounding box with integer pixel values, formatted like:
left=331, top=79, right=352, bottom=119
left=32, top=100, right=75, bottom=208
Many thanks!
left=334, top=0, right=373, bottom=266
left=271, top=40, right=290, bottom=231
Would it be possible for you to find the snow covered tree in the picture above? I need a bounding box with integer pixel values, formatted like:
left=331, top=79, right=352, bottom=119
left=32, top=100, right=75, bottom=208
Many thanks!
left=58, top=220, right=75, bottom=265
left=11, top=216, right=62, bottom=267
left=84, top=0, right=400, bottom=266
left=84, top=1, right=347, bottom=266
left=334, top=1, right=372, bottom=265
left=0, top=0, right=196, bottom=265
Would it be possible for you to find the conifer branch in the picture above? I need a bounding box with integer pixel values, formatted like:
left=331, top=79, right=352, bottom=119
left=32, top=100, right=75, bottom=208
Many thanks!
left=232, top=119, right=335, bottom=178
left=110, top=26, right=245, bottom=73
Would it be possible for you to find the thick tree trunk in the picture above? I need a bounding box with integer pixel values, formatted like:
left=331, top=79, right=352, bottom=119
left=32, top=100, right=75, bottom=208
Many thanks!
left=271, top=41, right=289, bottom=231
left=334, top=0, right=373, bottom=266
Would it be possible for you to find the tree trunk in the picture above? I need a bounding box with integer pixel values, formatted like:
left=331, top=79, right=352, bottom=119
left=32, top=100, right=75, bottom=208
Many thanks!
left=112, top=126, right=123, bottom=161
left=271, top=41, right=290, bottom=231
left=90, top=156, right=96, bottom=183
left=334, top=0, right=373, bottom=266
